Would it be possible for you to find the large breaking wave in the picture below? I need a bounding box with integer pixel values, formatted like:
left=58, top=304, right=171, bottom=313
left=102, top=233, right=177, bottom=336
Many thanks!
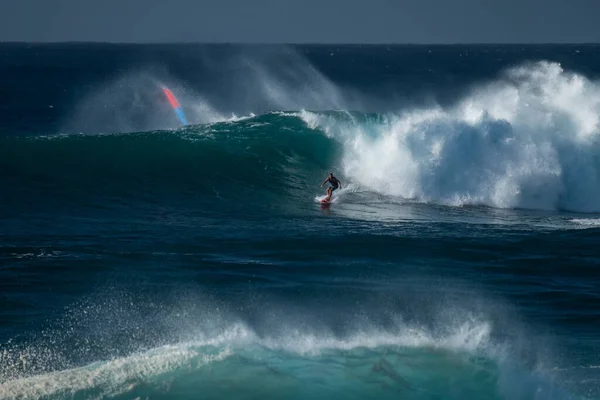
left=4, top=61, right=600, bottom=214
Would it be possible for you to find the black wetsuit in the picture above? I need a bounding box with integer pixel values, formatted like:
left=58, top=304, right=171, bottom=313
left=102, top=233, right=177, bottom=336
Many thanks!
left=328, top=178, right=340, bottom=191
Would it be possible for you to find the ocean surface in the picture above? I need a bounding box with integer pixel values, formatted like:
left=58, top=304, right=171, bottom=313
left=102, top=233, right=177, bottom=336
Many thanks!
left=1, top=43, right=600, bottom=400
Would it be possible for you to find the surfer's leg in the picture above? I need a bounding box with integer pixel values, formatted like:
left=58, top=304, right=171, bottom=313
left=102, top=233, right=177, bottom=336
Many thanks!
left=328, top=186, right=339, bottom=201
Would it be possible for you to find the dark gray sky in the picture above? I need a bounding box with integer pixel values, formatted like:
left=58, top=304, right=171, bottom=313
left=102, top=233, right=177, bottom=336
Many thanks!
left=2, top=0, right=600, bottom=43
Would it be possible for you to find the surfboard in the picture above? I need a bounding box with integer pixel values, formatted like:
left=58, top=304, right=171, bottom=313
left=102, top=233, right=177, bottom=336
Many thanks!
left=320, top=198, right=331, bottom=206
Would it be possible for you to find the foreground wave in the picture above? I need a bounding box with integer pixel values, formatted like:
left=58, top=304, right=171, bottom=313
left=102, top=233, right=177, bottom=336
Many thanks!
left=0, top=312, right=569, bottom=400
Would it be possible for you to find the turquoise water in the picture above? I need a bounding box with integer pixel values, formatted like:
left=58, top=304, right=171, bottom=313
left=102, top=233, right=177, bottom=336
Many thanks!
left=1, top=44, right=600, bottom=399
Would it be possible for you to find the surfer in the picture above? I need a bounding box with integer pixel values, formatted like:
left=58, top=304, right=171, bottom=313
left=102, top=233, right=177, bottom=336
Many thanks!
left=321, top=173, right=342, bottom=201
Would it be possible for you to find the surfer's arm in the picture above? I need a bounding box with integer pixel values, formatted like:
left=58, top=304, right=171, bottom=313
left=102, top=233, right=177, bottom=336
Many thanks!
left=320, top=178, right=329, bottom=187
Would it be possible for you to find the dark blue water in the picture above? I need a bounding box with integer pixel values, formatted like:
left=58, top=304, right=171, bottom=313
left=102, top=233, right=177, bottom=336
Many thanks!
left=1, top=44, right=600, bottom=400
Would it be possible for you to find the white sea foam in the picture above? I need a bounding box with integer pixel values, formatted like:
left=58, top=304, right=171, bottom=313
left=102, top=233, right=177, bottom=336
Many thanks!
left=301, top=62, right=600, bottom=213
left=570, top=218, right=600, bottom=227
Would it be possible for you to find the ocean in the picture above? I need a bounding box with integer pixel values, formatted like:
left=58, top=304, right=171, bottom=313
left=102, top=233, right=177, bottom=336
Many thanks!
left=1, top=43, right=600, bottom=400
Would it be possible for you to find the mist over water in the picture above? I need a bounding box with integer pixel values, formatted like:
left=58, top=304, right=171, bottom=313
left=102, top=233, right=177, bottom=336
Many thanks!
left=59, top=46, right=356, bottom=134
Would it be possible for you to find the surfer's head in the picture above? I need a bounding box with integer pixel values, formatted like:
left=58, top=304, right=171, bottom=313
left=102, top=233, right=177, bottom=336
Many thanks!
left=329, top=172, right=334, bottom=177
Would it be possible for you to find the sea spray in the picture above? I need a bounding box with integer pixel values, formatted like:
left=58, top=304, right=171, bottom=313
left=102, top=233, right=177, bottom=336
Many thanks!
left=301, top=62, right=600, bottom=212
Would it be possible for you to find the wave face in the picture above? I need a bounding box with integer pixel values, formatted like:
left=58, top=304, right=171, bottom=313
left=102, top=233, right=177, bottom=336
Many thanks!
left=0, top=113, right=338, bottom=216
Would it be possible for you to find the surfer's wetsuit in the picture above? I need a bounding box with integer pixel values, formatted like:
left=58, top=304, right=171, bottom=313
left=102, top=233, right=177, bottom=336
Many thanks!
left=321, top=174, right=342, bottom=200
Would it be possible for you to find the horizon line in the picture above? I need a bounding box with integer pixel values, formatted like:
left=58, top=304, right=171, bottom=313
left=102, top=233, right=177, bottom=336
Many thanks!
left=1, top=40, right=600, bottom=46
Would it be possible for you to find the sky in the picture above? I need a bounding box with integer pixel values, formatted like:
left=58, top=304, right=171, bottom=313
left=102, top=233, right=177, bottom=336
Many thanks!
left=2, top=0, right=600, bottom=43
